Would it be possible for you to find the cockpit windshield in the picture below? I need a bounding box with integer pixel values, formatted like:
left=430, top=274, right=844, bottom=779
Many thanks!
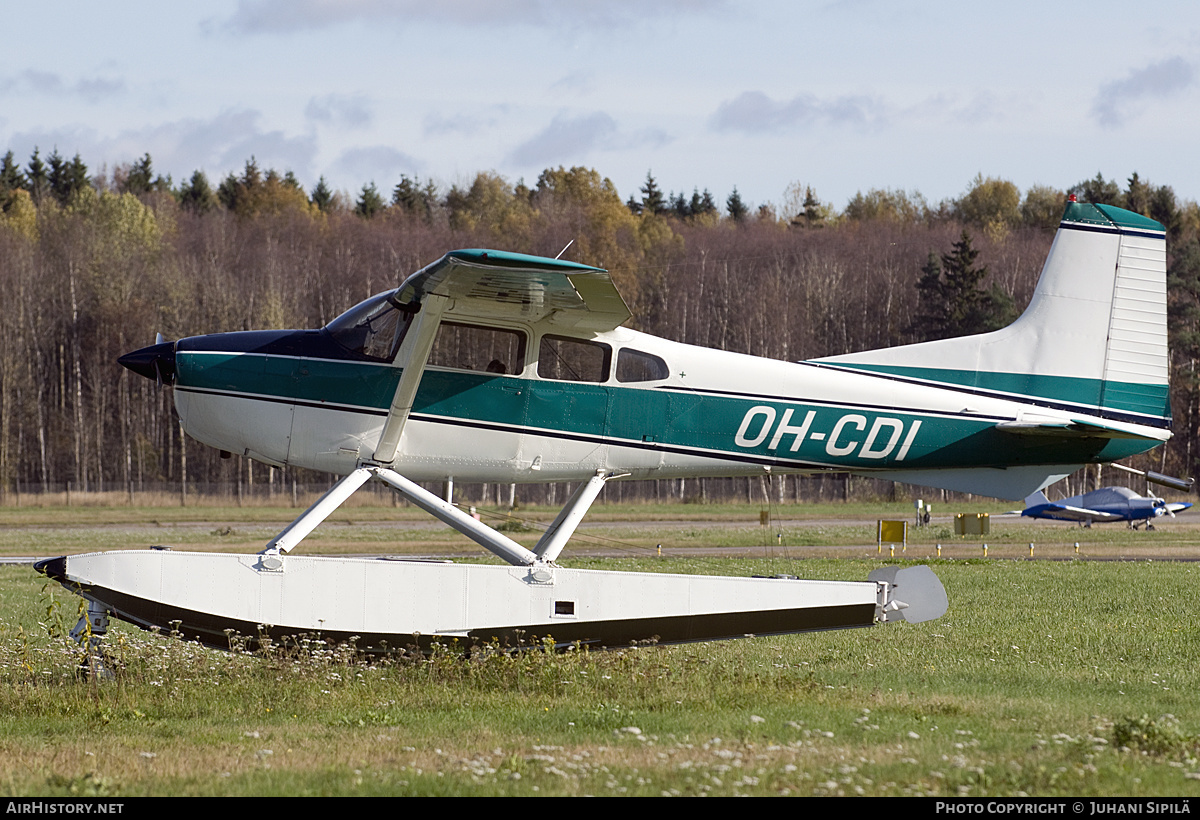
left=326, top=289, right=413, bottom=362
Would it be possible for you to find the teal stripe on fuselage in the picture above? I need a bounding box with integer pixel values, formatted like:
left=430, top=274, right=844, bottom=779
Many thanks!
left=176, top=352, right=1157, bottom=470
left=814, top=362, right=1171, bottom=421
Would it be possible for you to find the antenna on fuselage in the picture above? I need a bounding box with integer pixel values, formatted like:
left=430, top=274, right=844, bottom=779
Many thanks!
left=554, top=240, right=574, bottom=260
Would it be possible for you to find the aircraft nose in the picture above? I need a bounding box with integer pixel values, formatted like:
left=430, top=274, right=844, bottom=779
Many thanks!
left=118, top=341, right=176, bottom=384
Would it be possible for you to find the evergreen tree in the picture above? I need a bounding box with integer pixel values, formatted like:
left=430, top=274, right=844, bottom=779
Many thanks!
left=46, top=149, right=68, bottom=204
left=802, top=186, right=824, bottom=226
left=1149, top=185, right=1181, bottom=238
left=216, top=171, right=239, bottom=211
left=392, top=174, right=430, bottom=217
left=355, top=181, right=385, bottom=218
left=1124, top=172, right=1151, bottom=215
left=910, top=232, right=1016, bottom=341
left=178, top=170, right=218, bottom=214
left=123, top=153, right=155, bottom=194
left=1068, top=172, right=1121, bottom=205
left=26, top=148, right=49, bottom=205
left=0, top=151, right=26, bottom=195
left=726, top=186, right=748, bottom=222
left=640, top=171, right=665, bottom=216
left=310, top=176, right=334, bottom=213
left=670, top=190, right=689, bottom=219
left=66, top=154, right=89, bottom=199
left=46, top=150, right=89, bottom=206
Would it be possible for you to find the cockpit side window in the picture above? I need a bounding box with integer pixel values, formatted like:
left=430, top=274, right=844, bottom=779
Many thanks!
left=326, top=290, right=414, bottom=362
left=537, top=335, right=611, bottom=383
left=616, top=348, right=669, bottom=382
left=428, top=322, right=527, bottom=375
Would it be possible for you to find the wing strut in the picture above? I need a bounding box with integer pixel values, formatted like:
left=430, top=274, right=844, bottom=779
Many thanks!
left=369, top=467, right=538, bottom=567
left=373, top=293, right=448, bottom=465
left=262, top=467, right=374, bottom=554
left=532, top=470, right=623, bottom=564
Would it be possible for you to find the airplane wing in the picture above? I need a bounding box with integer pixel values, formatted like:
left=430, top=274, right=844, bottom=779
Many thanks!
left=1024, top=501, right=1119, bottom=522
left=373, top=249, right=630, bottom=464
left=395, top=249, right=631, bottom=332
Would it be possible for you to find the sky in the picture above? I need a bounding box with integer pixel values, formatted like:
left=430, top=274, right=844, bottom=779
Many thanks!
left=3, top=1, right=1199, bottom=214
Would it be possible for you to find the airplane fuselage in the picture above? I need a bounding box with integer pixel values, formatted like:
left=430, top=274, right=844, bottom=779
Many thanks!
left=168, top=320, right=1164, bottom=496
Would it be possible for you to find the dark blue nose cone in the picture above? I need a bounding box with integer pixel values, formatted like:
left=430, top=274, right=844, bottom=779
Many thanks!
left=118, top=341, right=176, bottom=384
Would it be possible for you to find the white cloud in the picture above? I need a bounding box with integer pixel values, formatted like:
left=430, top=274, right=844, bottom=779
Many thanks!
left=221, top=0, right=728, bottom=34
left=0, top=70, right=125, bottom=101
left=331, top=145, right=422, bottom=185
left=710, top=90, right=887, bottom=133
left=9, top=109, right=318, bottom=185
left=1091, top=57, right=1194, bottom=128
left=306, top=94, right=373, bottom=129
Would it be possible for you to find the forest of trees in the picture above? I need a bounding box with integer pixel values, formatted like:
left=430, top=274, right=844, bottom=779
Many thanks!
left=2, top=148, right=1200, bottom=505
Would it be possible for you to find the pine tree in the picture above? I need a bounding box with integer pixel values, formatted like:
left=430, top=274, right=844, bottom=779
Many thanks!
left=178, top=170, right=218, bottom=214
left=47, top=150, right=89, bottom=206
left=391, top=174, right=427, bottom=216
left=1068, top=172, right=1120, bottom=206
left=0, top=151, right=26, bottom=195
left=1124, top=172, right=1151, bottom=215
left=670, top=190, right=689, bottom=219
left=802, top=186, right=824, bottom=226
left=726, top=186, right=748, bottom=222
left=47, top=149, right=68, bottom=205
left=310, top=176, right=334, bottom=212
left=26, top=148, right=49, bottom=205
left=910, top=232, right=1016, bottom=341
left=123, top=153, right=155, bottom=194
left=640, top=171, right=665, bottom=216
left=355, top=182, right=385, bottom=218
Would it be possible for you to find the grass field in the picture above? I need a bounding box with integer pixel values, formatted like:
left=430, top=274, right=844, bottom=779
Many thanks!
left=2, top=503, right=1200, bottom=796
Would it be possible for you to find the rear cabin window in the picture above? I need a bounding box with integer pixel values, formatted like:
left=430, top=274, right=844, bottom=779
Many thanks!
left=537, top=335, right=611, bottom=383
left=428, top=323, right=526, bottom=375
left=616, top=348, right=669, bottom=382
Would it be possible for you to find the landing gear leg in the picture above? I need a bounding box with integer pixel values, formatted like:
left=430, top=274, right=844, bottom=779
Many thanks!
left=70, top=600, right=114, bottom=680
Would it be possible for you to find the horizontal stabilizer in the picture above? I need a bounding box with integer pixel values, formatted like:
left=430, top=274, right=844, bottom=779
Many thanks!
left=995, top=419, right=1157, bottom=441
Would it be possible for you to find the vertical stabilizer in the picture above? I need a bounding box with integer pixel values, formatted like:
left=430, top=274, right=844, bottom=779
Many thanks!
left=814, top=202, right=1169, bottom=428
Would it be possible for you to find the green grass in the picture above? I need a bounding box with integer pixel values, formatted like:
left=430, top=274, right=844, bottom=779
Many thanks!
left=2, top=555, right=1200, bottom=796
left=3, top=499, right=1198, bottom=560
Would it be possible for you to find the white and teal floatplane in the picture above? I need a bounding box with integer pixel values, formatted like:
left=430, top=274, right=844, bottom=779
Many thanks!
left=40, top=199, right=1174, bottom=653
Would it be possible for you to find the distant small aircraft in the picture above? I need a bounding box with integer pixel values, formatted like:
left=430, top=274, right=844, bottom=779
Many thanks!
left=1019, top=486, right=1192, bottom=529
left=37, top=198, right=1177, bottom=654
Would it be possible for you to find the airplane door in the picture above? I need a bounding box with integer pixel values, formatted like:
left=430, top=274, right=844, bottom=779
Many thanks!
left=521, top=334, right=611, bottom=477
left=605, top=384, right=665, bottom=472
left=522, top=378, right=608, bottom=475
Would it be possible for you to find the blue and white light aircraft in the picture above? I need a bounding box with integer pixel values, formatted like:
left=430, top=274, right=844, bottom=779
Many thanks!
left=39, top=200, right=1173, bottom=653
left=1019, top=487, right=1191, bottom=529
